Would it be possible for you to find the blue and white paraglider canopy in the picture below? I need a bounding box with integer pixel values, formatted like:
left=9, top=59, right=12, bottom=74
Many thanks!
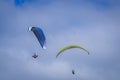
left=29, top=27, right=46, bottom=49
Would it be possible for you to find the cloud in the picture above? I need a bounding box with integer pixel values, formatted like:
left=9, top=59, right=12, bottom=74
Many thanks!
left=0, top=0, right=120, bottom=80
left=0, top=48, right=72, bottom=80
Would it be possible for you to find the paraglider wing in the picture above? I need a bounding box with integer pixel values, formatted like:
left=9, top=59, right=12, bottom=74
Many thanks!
left=56, top=45, right=89, bottom=58
left=30, top=27, right=46, bottom=49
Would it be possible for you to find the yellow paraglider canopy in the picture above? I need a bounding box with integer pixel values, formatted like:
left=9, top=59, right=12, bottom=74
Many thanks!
left=56, top=44, right=89, bottom=58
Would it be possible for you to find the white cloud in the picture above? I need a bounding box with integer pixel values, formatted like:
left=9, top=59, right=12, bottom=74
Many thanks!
left=26, top=61, right=72, bottom=79
left=0, top=0, right=120, bottom=80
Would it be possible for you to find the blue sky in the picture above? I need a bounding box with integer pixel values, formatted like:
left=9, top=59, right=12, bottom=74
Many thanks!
left=0, top=0, right=120, bottom=80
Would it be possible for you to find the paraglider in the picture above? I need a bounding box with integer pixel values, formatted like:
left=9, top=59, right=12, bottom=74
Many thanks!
left=32, top=53, right=38, bottom=58
left=56, top=44, right=89, bottom=58
left=56, top=44, right=89, bottom=79
left=72, top=69, right=75, bottom=75
left=29, top=27, right=46, bottom=49
left=29, top=27, right=46, bottom=59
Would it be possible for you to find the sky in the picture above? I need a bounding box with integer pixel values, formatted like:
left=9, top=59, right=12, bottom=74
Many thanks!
left=0, top=0, right=120, bottom=80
